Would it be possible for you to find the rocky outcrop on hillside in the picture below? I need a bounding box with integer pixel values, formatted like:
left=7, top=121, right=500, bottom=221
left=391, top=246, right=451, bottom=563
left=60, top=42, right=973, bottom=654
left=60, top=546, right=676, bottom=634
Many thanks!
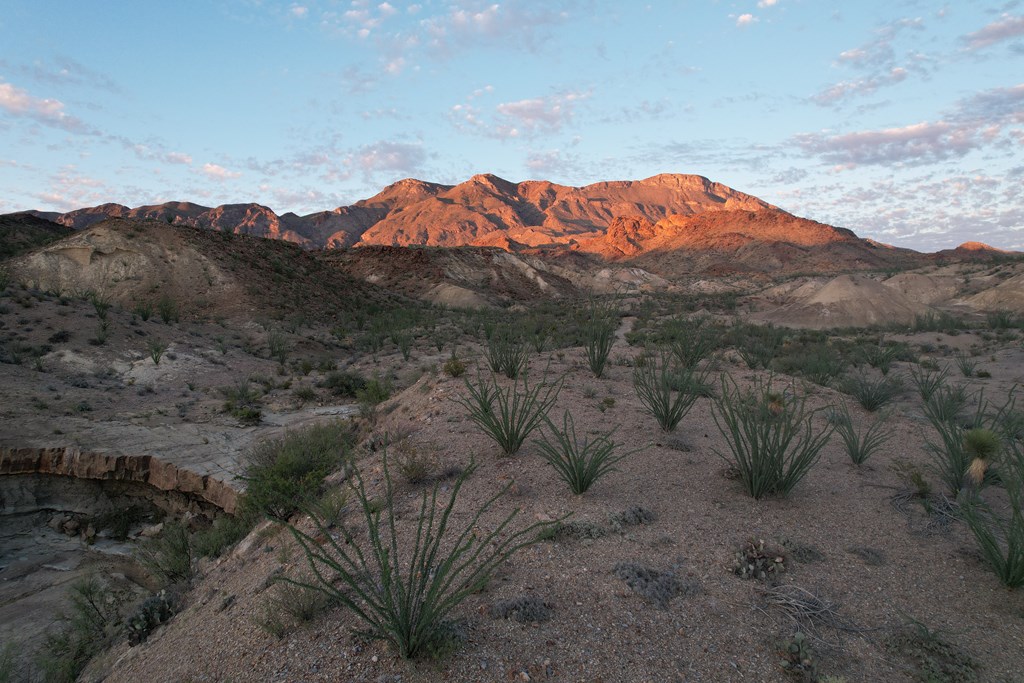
left=0, top=446, right=237, bottom=513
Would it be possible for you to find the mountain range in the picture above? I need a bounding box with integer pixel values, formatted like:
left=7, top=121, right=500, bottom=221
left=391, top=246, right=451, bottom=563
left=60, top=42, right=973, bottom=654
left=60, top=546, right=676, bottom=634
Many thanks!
left=8, top=173, right=1011, bottom=279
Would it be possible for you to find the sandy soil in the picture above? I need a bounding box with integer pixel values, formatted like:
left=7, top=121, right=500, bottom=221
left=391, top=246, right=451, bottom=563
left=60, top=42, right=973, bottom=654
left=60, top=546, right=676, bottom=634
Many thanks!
left=95, top=336, right=1024, bottom=683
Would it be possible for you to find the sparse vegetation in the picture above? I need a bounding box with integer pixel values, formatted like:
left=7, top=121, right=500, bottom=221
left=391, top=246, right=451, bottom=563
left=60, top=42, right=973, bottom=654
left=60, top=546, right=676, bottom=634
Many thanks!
left=486, top=326, right=529, bottom=379
left=632, top=349, right=706, bottom=432
left=221, top=382, right=262, bottom=424
left=831, top=404, right=892, bottom=466
left=533, top=410, right=631, bottom=494
left=285, top=454, right=555, bottom=659
left=712, top=375, right=833, bottom=499
left=455, top=370, right=561, bottom=456
left=583, top=297, right=617, bottom=378
left=239, top=421, right=354, bottom=521
left=961, top=436, right=1024, bottom=587
left=840, top=371, right=903, bottom=412
left=148, top=339, right=167, bottom=364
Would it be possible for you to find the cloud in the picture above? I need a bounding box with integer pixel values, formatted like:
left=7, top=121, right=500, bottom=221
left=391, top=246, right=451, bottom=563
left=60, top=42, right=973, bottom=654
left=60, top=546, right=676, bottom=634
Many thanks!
left=18, top=56, right=121, bottom=93
left=794, top=121, right=977, bottom=167
left=419, top=1, right=574, bottom=56
left=347, top=140, right=427, bottom=179
left=736, top=14, right=757, bottom=27
left=34, top=166, right=111, bottom=211
left=811, top=67, right=908, bottom=106
left=796, top=83, right=1024, bottom=168
left=165, top=152, right=193, bottom=165
left=524, top=149, right=581, bottom=177
left=0, top=80, right=93, bottom=133
left=757, top=0, right=778, bottom=7
left=451, top=90, right=588, bottom=139
left=963, top=14, right=1024, bottom=50
left=290, top=5, right=308, bottom=19
left=201, top=163, right=242, bottom=180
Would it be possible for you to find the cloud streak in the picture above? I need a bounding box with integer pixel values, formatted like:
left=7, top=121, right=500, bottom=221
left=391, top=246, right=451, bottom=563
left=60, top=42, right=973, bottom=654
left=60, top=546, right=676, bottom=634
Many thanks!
left=0, top=81, right=93, bottom=133
left=963, top=14, right=1024, bottom=50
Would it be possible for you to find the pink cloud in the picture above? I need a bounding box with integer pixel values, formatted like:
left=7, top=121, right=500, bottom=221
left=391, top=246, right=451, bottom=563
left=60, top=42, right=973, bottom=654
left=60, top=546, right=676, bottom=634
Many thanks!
left=0, top=80, right=92, bottom=133
left=201, top=163, right=241, bottom=180
left=963, top=14, right=1024, bottom=50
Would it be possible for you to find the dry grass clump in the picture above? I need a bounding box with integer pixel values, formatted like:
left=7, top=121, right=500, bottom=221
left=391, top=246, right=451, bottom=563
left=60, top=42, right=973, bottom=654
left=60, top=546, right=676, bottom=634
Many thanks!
left=613, top=562, right=697, bottom=608
left=489, top=595, right=554, bottom=623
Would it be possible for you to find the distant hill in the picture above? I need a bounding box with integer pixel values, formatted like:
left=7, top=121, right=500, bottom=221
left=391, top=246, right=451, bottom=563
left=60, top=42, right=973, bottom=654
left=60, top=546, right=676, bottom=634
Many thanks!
left=0, top=212, right=74, bottom=259
left=5, top=174, right=1016, bottom=279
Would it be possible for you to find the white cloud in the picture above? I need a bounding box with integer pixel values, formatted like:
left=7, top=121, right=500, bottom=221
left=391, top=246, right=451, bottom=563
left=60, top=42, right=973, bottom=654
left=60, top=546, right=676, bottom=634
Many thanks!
left=347, top=140, right=427, bottom=179
left=963, top=13, right=1024, bottom=50
left=201, top=163, right=241, bottom=180
left=0, top=80, right=92, bottom=133
left=757, top=0, right=777, bottom=7
left=290, top=5, right=308, bottom=18
left=736, top=13, right=757, bottom=27
left=165, top=152, right=193, bottom=165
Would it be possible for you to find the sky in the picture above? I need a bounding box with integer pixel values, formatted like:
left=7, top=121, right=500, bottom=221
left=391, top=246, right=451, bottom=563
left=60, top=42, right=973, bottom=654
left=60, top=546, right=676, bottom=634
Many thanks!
left=1, top=1, right=1022, bottom=251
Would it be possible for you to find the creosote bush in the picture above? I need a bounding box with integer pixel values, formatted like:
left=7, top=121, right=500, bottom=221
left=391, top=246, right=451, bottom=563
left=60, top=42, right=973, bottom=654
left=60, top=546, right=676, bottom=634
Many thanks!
left=240, top=421, right=355, bottom=521
left=712, top=375, right=833, bottom=499
left=533, top=410, right=631, bottom=494
left=454, top=370, right=561, bottom=456
left=285, top=454, right=556, bottom=659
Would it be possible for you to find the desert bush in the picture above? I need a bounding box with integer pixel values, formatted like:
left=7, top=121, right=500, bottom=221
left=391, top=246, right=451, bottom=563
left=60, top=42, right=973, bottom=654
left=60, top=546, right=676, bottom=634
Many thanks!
left=443, top=349, right=467, bottom=377
left=860, top=340, right=900, bottom=374
left=924, top=382, right=970, bottom=425
left=632, top=349, right=706, bottom=432
left=490, top=595, right=554, bottom=623
left=583, top=298, right=617, bottom=378
left=712, top=375, right=833, bottom=499
left=320, top=370, right=367, bottom=397
left=157, top=293, right=178, bottom=324
left=267, top=331, right=289, bottom=365
left=733, top=323, right=787, bottom=369
left=910, top=311, right=967, bottom=333
left=133, top=300, right=153, bottom=321
left=240, top=421, right=354, bottom=521
left=391, top=328, right=414, bottom=361
left=486, top=326, right=529, bottom=379
left=910, top=364, right=949, bottom=403
left=455, top=370, right=561, bottom=456
left=533, top=410, right=631, bottom=494
left=961, top=437, right=1024, bottom=588
left=191, top=514, right=254, bottom=559
left=987, top=310, right=1017, bottom=330
left=148, top=339, right=167, bottom=365
left=285, top=455, right=554, bottom=659
left=772, top=342, right=845, bottom=387
left=609, top=505, right=655, bottom=530
left=292, top=385, right=317, bottom=405
left=831, top=404, right=892, bottom=466
left=840, top=371, right=903, bottom=411
left=37, top=575, right=122, bottom=682
left=953, top=350, right=977, bottom=377
left=137, top=522, right=194, bottom=586
left=921, top=393, right=1009, bottom=497
left=660, top=314, right=720, bottom=369
left=221, top=382, right=262, bottom=424
left=613, top=562, right=694, bottom=608
left=125, top=591, right=175, bottom=646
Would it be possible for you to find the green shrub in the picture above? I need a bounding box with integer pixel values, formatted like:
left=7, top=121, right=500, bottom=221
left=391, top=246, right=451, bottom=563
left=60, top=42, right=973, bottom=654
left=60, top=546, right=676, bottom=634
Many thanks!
left=443, top=350, right=467, bottom=377
left=486, top=326, right=529, bottom=379
left=712, top=375, right=833, bottom=499
left=910, top=364, right=949, bottom=403
left=924, top=382, right=970, bottom=425
left=922, top=393, right=1009, bottom=497
left=840, top=371, right=903, bottom=412
left=859, top=341, right=900, bottom=375
left=632, top=349, right=706, bottom=432
left=455, top=371, right=561, bottom=456
left=137, top=522, right=194, bottom=586
left=285, top=455, right=554, bottom=659
left=148, top=339, right=167, bottom=365
left=320, top=370, right=367, bottom=397
left=267, top=331, right=289, bottom=365
left=37, top=575, right=121, bottom=683
left=133, top=300, right=153, bottom=321
left=534, top=410, right=631, bottom=494
left=661, top=314, right=720, bottom=369
left=240, top=421, right=354, bottom=521
left=583, top=298, right=617, bottom=378
left=832, top=404, right=892, bottom=466
left=221, top=382, right=262, bottom=424
left=953, top=351, right=977, bottom=378
left=961, top=438, right=1024, bottom=587
left=192, top=514, right=254, bottom=559
left=157, top=293, right=178, bottom=324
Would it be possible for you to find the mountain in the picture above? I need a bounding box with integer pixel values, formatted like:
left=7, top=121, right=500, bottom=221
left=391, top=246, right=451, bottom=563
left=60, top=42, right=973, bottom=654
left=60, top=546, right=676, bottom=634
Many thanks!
left=22, top=173, right=776, bottom=251
left=0, top=212, right=74, bottom=259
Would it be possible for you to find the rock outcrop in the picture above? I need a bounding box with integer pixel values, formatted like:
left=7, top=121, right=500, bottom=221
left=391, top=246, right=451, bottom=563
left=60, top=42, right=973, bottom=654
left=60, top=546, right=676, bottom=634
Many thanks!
left=0, top=446, right=238, bottom=514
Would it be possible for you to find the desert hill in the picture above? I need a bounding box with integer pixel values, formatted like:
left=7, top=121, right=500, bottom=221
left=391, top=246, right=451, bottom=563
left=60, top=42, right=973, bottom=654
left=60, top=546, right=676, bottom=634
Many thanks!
left=19, top=174, right=778, bottom=251
left=0, top=212, right=75, bottom=259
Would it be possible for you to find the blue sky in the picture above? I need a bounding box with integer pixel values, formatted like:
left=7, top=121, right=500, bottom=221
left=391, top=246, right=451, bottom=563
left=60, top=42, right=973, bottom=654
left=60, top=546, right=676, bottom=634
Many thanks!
left=1, top=1, right=1022, bottom=251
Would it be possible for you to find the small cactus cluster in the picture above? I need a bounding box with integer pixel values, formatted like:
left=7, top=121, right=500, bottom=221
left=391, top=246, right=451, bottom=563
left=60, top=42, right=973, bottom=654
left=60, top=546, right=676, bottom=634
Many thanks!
left=734, top=539, right=786, bottom=581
